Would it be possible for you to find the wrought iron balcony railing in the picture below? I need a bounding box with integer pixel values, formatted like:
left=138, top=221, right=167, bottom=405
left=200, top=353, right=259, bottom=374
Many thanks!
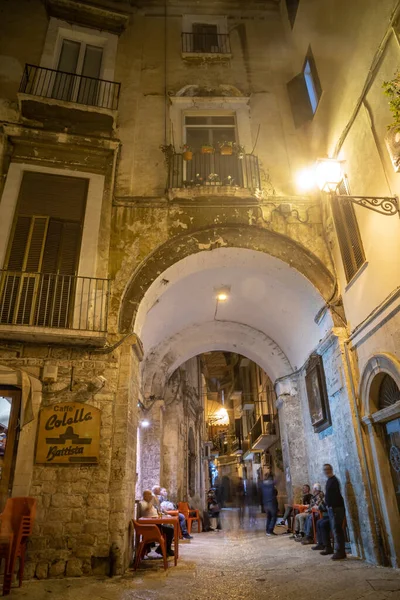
left=168, top=152, right=261, bottom=191
left=182, top=32, right=231, bottom=54
left=19, top=64, right=121, bottom=110
left=0, top=271, right=109, bottom=333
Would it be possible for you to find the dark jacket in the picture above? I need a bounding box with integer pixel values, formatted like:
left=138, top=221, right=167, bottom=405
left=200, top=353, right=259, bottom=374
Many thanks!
left=261, top=479, right=278, bottom=506
left=325, top=475, right=345, bottom=508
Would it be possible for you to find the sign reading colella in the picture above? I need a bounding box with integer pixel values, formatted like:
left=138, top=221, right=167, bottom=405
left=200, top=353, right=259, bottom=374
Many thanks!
left=36, top=402, right=100, bottom=465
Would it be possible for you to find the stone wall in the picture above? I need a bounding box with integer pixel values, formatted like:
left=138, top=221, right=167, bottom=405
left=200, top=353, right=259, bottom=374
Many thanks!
left=0, top=337, right=139, bottom=579
left=297, top=329, right=379, bottom=563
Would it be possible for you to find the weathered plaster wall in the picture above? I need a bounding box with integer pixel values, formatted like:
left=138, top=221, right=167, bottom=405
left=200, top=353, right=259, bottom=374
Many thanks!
left=297, top=330, right=378, bottom=563
left=114, top=5, right=305, bottom=197
left=0, top=338, right=139, bottom=579
left=162, top=357, right=204, bottom=502
left=288, top=0, right=400, bottom=331
left=276, top=376, right=310, bottom=504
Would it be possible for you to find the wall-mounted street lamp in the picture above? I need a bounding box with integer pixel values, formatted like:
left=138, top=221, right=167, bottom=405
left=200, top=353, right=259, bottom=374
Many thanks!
left=315, top=158, right=400, bottom=217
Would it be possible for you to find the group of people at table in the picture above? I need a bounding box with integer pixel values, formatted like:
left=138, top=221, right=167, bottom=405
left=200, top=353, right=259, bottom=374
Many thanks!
left=138, top=486, right=193, bottom=559
left=261, top=463, right=347, bottom=560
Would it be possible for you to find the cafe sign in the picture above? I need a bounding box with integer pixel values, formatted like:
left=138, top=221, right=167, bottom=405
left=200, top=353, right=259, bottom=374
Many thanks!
left=36, top=402, right=100, bottom=465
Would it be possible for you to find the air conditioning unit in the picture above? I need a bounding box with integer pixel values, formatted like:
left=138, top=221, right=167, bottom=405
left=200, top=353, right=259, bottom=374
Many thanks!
left=385, top=127, right=400, bottom=172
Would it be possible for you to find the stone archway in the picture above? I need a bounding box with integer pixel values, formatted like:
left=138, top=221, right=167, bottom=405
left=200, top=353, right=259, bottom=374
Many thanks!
left=119, top=224, right=338, bottom=334
left=360, top=353, right=400, bottom=567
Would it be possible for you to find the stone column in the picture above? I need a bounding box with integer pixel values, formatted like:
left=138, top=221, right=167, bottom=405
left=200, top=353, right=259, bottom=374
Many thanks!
left=138, top=400, right=165, bottom=492
left=108, top=336, right=141, bottom=573
left=275, top=374, right=309, bottom=503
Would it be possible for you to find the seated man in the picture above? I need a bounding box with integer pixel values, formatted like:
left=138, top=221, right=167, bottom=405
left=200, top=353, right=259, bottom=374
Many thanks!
left=312, top=512, right=331, bottom=552
left=292, top=483, right=323, bottom=541
left=139, top=490, right=174, bottom=557
left=301, top=490, right=327, bottom=546
left=278, top=484, right=312, bottom=534
left=153, top=485, right=193, bottom=540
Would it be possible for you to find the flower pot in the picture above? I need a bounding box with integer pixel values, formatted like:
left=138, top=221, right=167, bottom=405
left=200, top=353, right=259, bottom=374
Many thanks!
left=201, top=146, right=214, bottom=154
left=220, top=145, right=233, bottom=156
left=183, top=151, right=193, bottom=161
left=385, top=126, right=400, bottom=172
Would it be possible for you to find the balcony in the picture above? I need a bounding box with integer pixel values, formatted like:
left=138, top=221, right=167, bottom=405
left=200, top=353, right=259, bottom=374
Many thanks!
left=181, top=32, right=231, bottom=58
left=168, top=152, right=261, bottom=198
left=0, top=271, right=109, bottom=345
left=18, top=64, right=120, bottom=134
left=249, top=415, right=278, bottom=451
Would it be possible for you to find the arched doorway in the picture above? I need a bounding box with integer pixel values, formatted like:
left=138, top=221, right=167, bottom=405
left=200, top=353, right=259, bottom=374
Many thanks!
left=360, top=353, right=400, bottom=567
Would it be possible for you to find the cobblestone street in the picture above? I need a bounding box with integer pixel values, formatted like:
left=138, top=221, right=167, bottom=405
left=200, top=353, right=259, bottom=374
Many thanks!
left=12, top=513, right=400, bottom=600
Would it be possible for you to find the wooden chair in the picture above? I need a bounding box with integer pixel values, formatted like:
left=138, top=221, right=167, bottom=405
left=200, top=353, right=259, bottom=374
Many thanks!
left=178, top=502, right=201, bottom=534
left=0, top=497, right=36, bottom=595
left=291, top=504, right=308, bottom=533
left=311, top=507, right=323, bottom=543
left=132, top=520, right=168, bottom=571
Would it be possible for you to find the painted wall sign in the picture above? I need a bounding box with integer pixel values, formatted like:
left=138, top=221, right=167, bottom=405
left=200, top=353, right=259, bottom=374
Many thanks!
left=36, top=402, right=100, bottom=464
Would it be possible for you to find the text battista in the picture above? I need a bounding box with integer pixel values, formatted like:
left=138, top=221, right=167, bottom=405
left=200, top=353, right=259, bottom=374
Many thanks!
left=36, top=403, right=100, bottom=465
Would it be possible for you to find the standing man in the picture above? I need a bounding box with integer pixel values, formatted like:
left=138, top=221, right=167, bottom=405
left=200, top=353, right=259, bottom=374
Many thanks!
left=322, top=463, right=346, bottom=560
left=261, top=473, right=278, bottom=536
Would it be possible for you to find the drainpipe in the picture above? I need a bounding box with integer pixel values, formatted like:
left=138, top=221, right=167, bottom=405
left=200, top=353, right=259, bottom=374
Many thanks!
left=343, top=339, right=388, bottom=566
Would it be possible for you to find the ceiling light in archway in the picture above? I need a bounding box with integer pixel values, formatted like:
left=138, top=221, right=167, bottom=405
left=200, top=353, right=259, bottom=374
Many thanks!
left=141, top=420, right=150, bottom=428
left=215, top=286, right=231, bottom=302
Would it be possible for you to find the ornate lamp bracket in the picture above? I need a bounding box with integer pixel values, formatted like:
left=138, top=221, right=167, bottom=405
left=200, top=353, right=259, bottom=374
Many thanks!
left=334, top=194, right=400, bottom=217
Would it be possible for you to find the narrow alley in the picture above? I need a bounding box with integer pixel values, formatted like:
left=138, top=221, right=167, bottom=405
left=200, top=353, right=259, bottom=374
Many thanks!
left=13, top=513, right=400, bottom=600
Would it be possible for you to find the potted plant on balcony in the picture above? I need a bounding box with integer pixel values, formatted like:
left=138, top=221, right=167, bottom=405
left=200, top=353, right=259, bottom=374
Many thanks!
left=201, top=143, right=215, bottom=154
left=182, top=144, right=193, bottom=161
left=207, top=173, right=221, bottom=186
left=160, top=144, right=175, bottom=167
left=383, top=72, right=400, bottom=171
left=234, top=143, right=246, bottom=160
left=218, top=140, right=234, bottom=155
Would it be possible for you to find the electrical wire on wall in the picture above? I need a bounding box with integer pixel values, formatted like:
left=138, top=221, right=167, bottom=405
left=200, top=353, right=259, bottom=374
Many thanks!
left=164, top=0, right=168, bottom=146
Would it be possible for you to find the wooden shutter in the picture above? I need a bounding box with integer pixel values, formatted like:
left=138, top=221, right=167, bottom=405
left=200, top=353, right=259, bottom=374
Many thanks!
left=18, top=172, right=88, bottom=221
left=331, top=194, right=366, bottom=283
left=1, top=172, right=87, bottom=327
left=35, top=221, right=81, bottom=328
left=287, top=73, right=313, bottom=128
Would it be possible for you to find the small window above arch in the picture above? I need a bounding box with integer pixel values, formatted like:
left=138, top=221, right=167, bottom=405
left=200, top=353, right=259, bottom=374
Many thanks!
left=378, top=374, right=400, bottom=411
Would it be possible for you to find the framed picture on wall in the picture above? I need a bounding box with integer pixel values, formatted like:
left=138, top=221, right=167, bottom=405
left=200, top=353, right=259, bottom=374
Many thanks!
left=305, top=353, right=332, bottom=433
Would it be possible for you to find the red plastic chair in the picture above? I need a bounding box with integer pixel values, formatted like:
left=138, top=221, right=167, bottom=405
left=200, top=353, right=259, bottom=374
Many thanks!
left=132, top=520, right=168, bottom=571
left=178, top=502, right=201, bottom=534
left=0, top=497, right=36, bottom=595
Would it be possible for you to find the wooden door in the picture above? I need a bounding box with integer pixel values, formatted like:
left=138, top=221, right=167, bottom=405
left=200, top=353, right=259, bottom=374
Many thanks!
left=0, top=389, right=21, bottom=509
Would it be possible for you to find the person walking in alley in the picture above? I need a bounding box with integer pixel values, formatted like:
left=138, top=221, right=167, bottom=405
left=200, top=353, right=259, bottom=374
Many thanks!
left=322, top=464, right=346, bottom=560
left=261, top=473, right=278, bottom=536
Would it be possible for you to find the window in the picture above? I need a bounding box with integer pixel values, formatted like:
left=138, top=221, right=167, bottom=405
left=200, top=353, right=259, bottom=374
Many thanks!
left=52, top=38, right=103, bottom=105
left=331, top=178, right=366, bottom=283
left=181, top=15, right=230, bottom=54
left=287, top=47, right=322, bottom=128
left=183, top=115, right=244, bottom=186
left=286, top=0, right=300, bottom=28
left=185, top=115, right=236, bottom=150
left=192, top=23, right=219, bottom=53
left=1, top=172, right=88, bottom=327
